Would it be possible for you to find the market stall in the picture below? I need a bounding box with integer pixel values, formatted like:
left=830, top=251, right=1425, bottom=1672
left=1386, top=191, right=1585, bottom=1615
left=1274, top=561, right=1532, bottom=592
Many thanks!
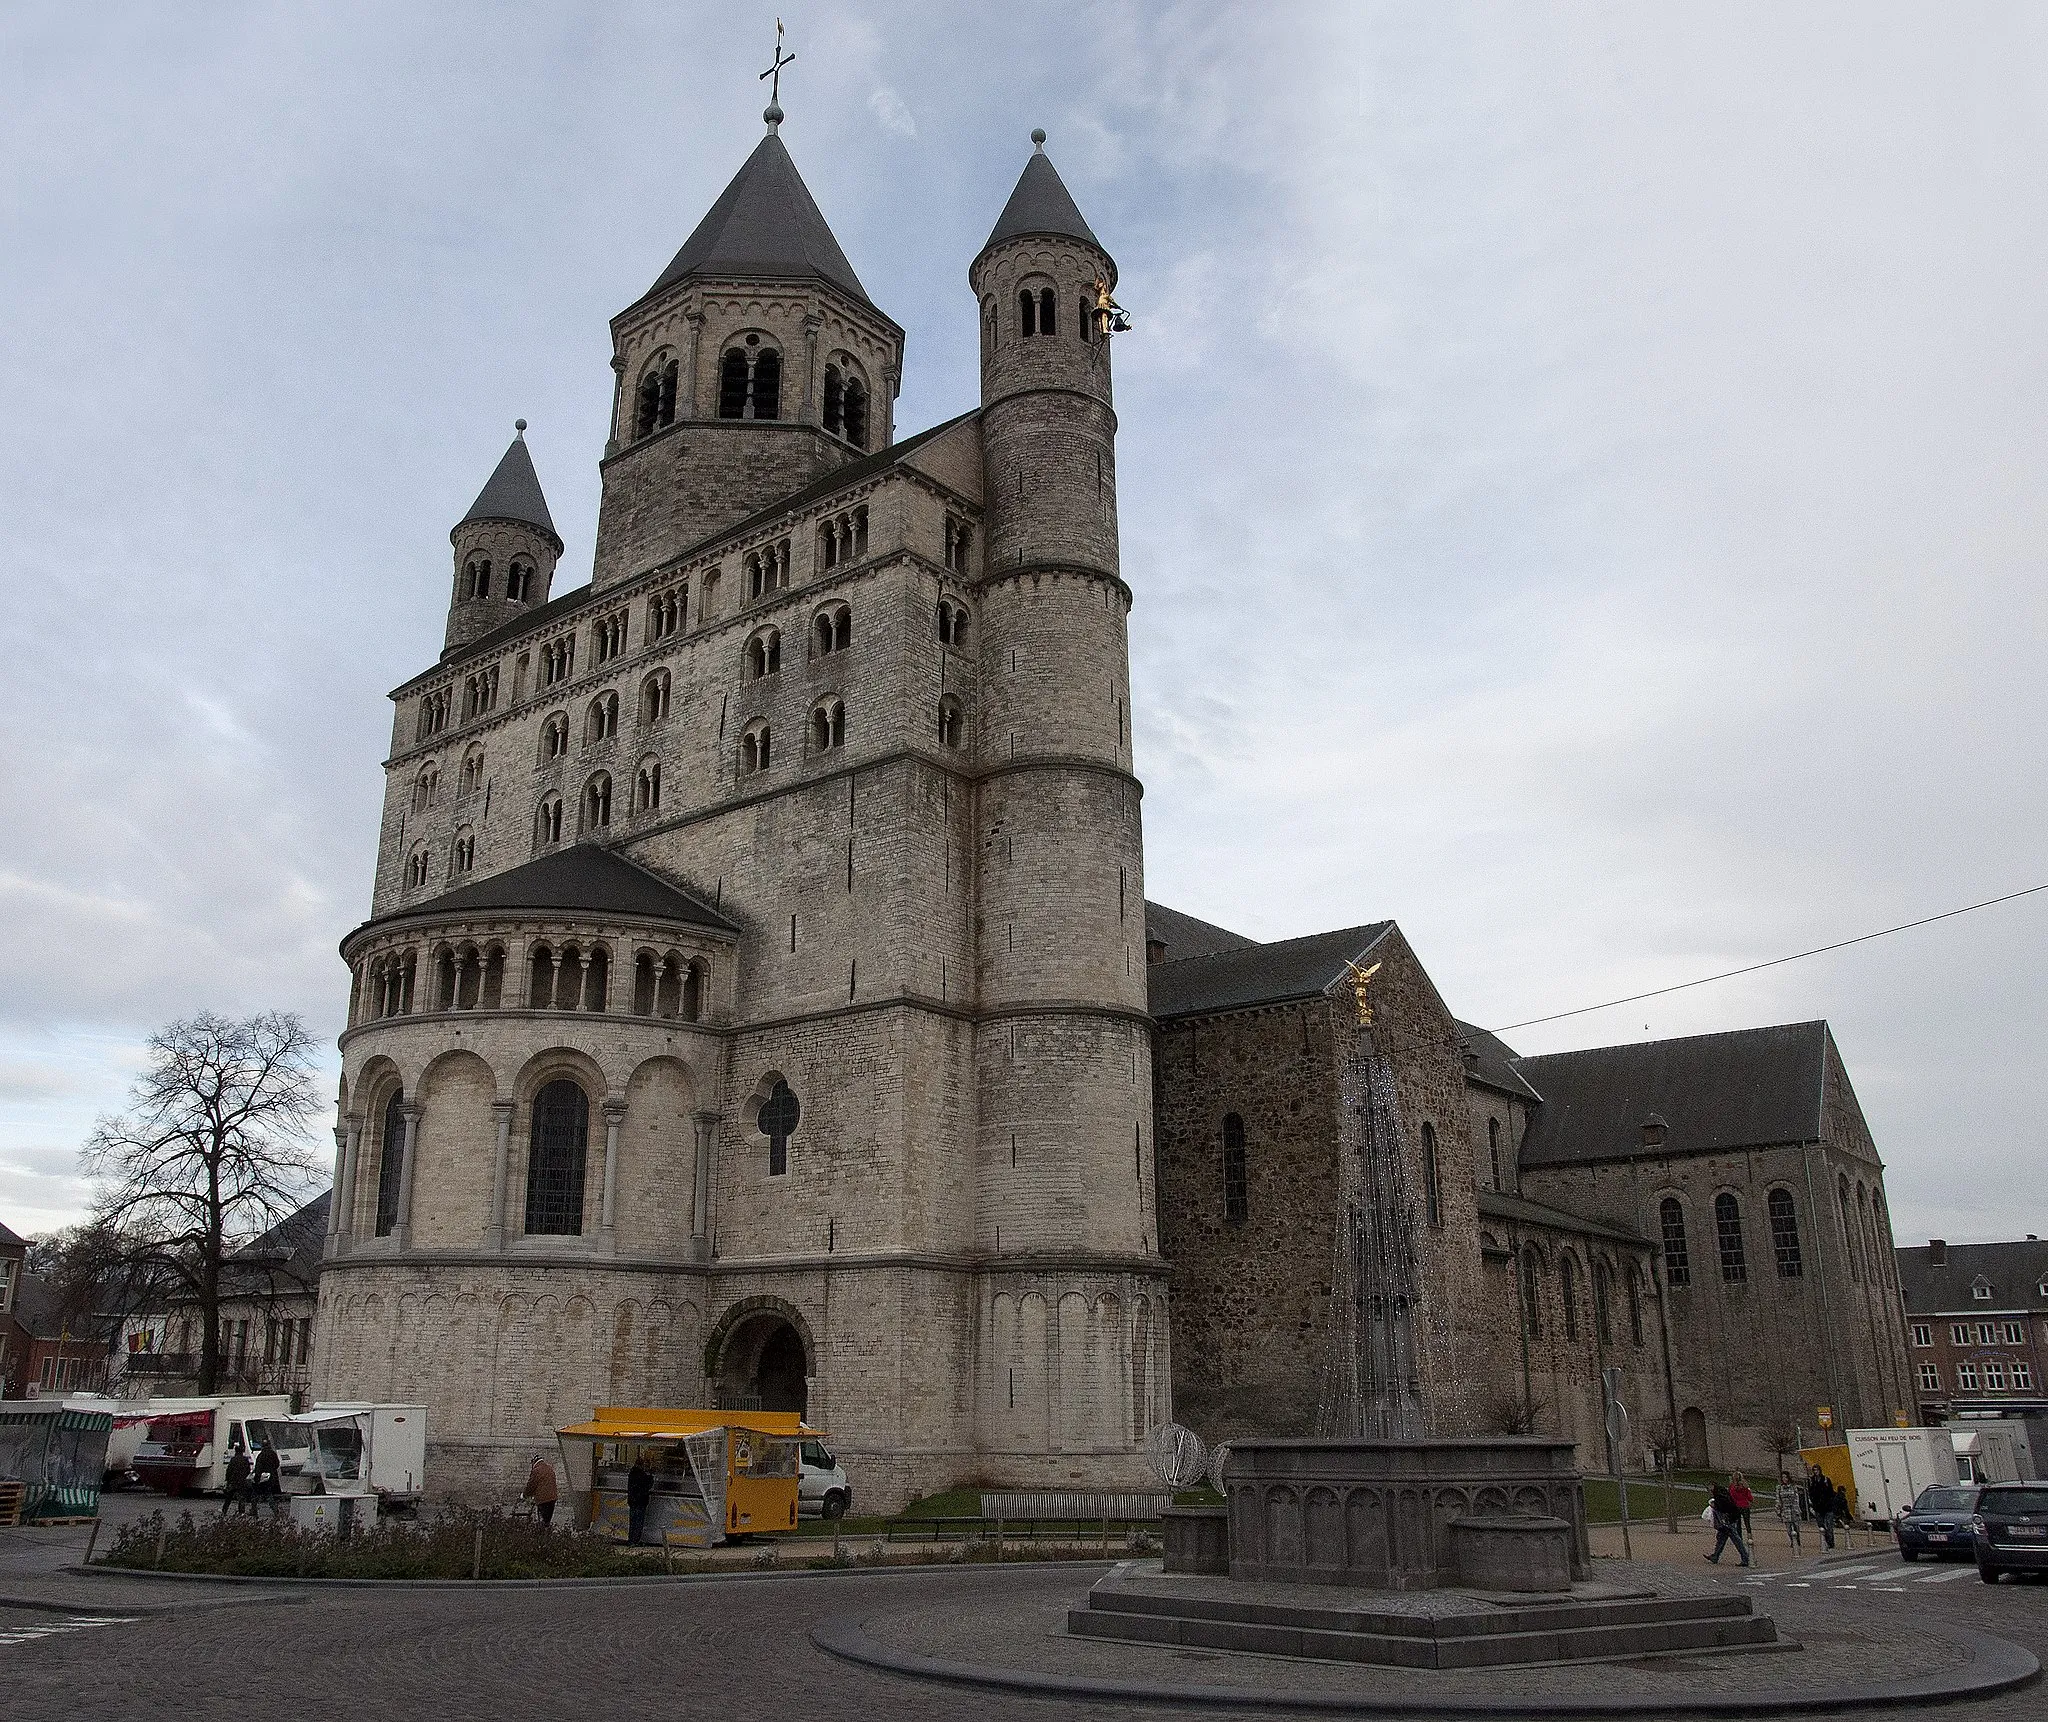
left=0, top=1398, right=114, bottom=1523
left=555, top=1407, right=817, bottom=1546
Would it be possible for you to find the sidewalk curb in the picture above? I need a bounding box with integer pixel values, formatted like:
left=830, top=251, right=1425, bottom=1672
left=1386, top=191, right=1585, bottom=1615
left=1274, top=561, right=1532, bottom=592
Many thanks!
left=63, top=1556, right=1117, bottom=1592
left=0, top=1588, right=307, bottom=1618
left=810, top=1611, right=2042, bottom=1716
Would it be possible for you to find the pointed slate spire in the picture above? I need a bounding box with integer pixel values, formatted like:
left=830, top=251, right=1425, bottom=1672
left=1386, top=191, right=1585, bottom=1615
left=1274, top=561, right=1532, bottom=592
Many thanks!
left=459, top=420, right=560, bottom=546
left=982, top=130, right=1104, bottom=256
left=647, top=132, right=872, bottom=306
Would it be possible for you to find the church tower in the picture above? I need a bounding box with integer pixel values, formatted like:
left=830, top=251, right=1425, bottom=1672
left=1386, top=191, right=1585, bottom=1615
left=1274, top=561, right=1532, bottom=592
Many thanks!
left=968, top=135, right=1165, bottom=1455
left=443, top=422, right=561, bottom=654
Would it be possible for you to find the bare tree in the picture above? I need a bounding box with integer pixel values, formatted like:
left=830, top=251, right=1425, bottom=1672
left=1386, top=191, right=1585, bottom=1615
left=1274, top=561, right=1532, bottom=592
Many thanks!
left=83, top=1011, right=321, bottom=1393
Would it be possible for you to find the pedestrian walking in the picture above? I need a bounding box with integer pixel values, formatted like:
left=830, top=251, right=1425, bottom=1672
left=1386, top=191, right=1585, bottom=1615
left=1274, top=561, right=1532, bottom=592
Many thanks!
left=523, top=1454, right=558, bottom=1528
left=627, top=1453, right=654, bottom=1547
left=1774, top=1471, right=1803, bottom=1551
left=1807, top=1471, right=1838, bottom=1551
left=1729, top=1470, right=1755, bottom=1545
left=221, top=1441, right=252, bottom=1518
left=253, top=1436, right=283, bottom=1517
left=1705, top=1482, right=1751, bottom=1566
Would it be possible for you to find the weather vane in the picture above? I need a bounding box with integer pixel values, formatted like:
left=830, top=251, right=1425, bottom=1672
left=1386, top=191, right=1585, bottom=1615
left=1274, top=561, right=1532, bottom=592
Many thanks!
left=760, top=18, right=795, bottom=115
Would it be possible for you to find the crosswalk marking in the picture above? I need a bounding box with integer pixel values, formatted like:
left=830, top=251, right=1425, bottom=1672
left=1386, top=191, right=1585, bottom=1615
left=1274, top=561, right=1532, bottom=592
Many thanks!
left=1917, top=1567, right=1977, bottom=1583
left=1817, top=1562, right=1884, bottom=1579
left=0, top=1616, right=133, bottom=1648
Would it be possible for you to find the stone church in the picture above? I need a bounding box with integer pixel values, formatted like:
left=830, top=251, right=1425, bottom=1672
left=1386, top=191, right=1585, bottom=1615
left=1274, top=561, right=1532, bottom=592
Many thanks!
left=313, top=111, right=1914, bottom=1508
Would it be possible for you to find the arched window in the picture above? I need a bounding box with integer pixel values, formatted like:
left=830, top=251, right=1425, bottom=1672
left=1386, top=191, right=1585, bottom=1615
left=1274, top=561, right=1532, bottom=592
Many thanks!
left=682, top=959, right=703, bottom=1022
left=1521, top=1247, right=1543, bottom=1339
left=633, top=354, right=679, bottom=440
left=1768, top=1187, right=1804, bottom=1278
left=413, top=764, right=439, bottom=814
left=1078, top=292, right=1092, bottom=343
left=646, top=584, right=685, bottom=641
left=634, top=758, right=661, bottom=813
left=1018, top=289, right=1037, bottom=336
left=759, top=1079, right=800, bottom=1176
left=1838, top=1174, right=1861, bottom=1283
left=1419, top=1121, right=1441, bottom=1226
left=741, top=723, right=771, bottom=775
left=843, top=378, right=868, bottom=449
left=937, top=599, right=969, bottom=645
left=813, top=604, right=851, bottom=657
left=1559, top=1252, right=1580, bottom=1341
left=581, top=772, right=612, bottom=831
left=540, top=713, right=569, bottom=762
left=1038, top=286, right=1057, bottom=335
left=587, top=692, right=619, bottom=745
left=1594, top=1259, right=1614, bottom=1346
left=523, top=1079, right=589, bottom=1235
left=459, top=555, right=491, bottom=601
left=534, top=795, right=563, bottom=849
left=403, top=846, right=431, bottom=891
left=1488, top=1116, right=1502, bottom=1190
left=450, top=829, right=476, bottom=877
left=640, top=670, right=671, bottom=726
left=746, top=628, right=781, bottom=680
left=823, top=364, right=844, bottom=435
left=1221, top=1113, right=1248, bottom=1222
left=507, top=557, right=535, bottom=602
left=1627, top=1266, right=1645, bottom=1346
left=459, top=746, right=486, bottom=796
left=937, top=696, right=963, bottom=749
left=1715, top=1192, right=1747, bottom=1282
left=374, top=1089, right=406, bottom=1238
left=810, top=699, right=846, bottom=752
left=717, top=340, right=780, bottom=420
left=1659, top=1197, right=1690, bottom=1287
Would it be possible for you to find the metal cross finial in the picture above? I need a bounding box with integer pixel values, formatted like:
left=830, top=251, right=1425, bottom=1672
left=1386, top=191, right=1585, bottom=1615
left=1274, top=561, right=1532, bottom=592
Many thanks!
left=760, top=17, right=796, bottom=109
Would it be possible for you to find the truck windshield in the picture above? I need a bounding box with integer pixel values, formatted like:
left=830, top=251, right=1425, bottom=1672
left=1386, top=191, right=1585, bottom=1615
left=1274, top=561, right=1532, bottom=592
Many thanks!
left=243, top=1420, right=305, bottom=1452
left=311, top=1423, right=364, bottom=1481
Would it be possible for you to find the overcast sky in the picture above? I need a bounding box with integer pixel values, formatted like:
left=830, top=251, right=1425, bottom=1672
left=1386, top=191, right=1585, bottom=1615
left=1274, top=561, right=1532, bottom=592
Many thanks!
left=2, top=2, right=2043, bottom=1249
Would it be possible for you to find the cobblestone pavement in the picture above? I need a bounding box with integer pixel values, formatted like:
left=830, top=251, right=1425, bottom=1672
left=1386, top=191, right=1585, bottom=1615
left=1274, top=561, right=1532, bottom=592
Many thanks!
left=0, top=1536, right=2040, bottom=1720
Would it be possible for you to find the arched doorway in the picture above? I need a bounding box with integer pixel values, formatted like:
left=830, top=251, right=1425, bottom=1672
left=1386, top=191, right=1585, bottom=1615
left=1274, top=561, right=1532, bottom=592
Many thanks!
left=711, top=1304, right=811, bottom=1417
left=1680, top=1406, right=1709, bottom=1470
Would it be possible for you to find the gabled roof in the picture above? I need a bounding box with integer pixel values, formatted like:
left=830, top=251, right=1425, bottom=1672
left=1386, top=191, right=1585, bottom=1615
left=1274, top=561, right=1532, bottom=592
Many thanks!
left=458, top=428, right=558, bottom=543
left=345, top=845, right=739, bottom=949
left=1477, top=1188, right=1651, bottom=1250
left=647, top=132, right=872, bottom=307
left=1458, top=1021, right=1542, bottom=1102
left=983, top=144, right=1104, bottom=256
left=1149, top=922, right=1393, bottom=1020
left=1143, top=901, right=1258, bottom=965
left=0, top=1219, right=24, bottom=1249
left=232, top=1192, right=330, bottom=1286
left=1512, top=1022, right=1830, bottom=1168
left=1896, top=1239, right=2048, bottom=1315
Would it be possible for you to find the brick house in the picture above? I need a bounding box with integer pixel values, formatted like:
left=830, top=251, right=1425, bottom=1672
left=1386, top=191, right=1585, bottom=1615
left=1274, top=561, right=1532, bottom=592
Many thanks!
left=1895, top=1238, right=2048, bottom=1422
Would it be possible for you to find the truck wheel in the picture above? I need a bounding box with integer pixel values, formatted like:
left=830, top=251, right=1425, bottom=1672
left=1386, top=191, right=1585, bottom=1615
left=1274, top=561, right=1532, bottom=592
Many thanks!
left=822, top=1491, right=848, bottom=1521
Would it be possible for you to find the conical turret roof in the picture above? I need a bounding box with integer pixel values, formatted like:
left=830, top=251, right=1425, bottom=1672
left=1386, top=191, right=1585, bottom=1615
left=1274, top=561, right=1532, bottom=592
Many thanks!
left=983, top=139, right=1103, bottom=255
left=459, top=425, right=558, bottom=543
left=648, top=132, right=871, bottom=306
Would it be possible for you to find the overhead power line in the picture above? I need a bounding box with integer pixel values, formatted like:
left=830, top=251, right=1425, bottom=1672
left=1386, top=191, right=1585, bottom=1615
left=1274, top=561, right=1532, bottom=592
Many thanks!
left=1493, top=881, right=2048, bottom=1034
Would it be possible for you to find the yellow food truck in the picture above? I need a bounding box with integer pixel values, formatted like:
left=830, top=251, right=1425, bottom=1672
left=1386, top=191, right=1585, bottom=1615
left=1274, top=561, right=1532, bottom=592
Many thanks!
left=555, top=1407, right=818, bottom=1546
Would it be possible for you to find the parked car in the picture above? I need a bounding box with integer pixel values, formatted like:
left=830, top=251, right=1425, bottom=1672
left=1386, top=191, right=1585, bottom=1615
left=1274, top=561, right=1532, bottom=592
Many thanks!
left=1895, top=1484, right=1981, bottom=1560
left=1973, top=1483, right=2048, bottom=1583
left=798, top=1438, right=850, bottom=1520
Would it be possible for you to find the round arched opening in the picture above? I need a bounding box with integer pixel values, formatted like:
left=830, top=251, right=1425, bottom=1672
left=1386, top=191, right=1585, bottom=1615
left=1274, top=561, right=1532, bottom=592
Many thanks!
left=714, top=1310, right=809, bottom=1416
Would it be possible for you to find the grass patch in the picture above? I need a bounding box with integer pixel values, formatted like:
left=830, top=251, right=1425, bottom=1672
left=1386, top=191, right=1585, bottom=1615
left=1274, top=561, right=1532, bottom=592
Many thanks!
left=1583, top=1475, right=1712, bottom=1524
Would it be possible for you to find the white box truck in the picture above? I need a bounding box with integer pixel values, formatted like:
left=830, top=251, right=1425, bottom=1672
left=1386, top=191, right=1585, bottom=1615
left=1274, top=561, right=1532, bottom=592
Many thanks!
left=130, top=1395, right=299, bottom=1494
left=289, top=1403, right=426, bottom=1511
left=1950, top=1425, right=2023, bottom=1485
left=1849, top=1427, right=1960, bottom=1525
left=1947, top=1415, right=2048, bottom=1480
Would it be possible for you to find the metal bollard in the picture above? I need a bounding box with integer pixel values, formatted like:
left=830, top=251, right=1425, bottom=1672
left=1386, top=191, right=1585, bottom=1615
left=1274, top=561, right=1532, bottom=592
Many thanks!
left=472, top=1526, right=484, bottom=1580
left=83, top=1519, right=101, bottom=1565
left=153, top=1526, right=167, bottom=1569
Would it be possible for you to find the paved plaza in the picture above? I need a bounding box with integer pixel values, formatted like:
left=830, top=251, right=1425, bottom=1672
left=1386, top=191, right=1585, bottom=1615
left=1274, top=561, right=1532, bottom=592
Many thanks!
left=0, top=1507, right=2043, bottom=1720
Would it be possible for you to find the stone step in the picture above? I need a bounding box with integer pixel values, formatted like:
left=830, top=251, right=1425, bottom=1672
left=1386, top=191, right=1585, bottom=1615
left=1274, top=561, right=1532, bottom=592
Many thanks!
left=1082, top=1583, right=1755, bottom=1640
left=1068, top=1596, right=1778, bottom=1669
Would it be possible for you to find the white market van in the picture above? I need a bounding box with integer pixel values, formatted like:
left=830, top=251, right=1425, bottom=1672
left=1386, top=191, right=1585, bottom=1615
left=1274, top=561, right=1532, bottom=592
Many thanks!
left=1950, top=1425, right=2023, bottom=1486
left=1848, top=1427, right=1961, bottom=1525
left=130, top=1395, right=299, bottom=1495
left=288, top=1403, right=426, bottom=1508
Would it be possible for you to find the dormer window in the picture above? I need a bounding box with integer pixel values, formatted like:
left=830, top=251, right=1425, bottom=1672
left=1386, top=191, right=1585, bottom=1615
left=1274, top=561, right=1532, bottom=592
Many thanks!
left=1973, top=1278, right=1993, bottom=1301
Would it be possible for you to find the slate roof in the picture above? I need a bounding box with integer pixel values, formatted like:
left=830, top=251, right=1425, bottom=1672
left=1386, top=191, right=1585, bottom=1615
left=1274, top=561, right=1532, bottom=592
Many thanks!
left=1896, top=1239, right=2048, bottom=1315
left=1477, top=1188, right=1650, bottom=1249
left=345, top=845, right=738, bottom=949
left=1149, top=922, right=1393, bottom=1020
left=0, top=1219, right=24, bottom=1249
left=1512, top=1021, right=1831, bottom=1168
left=647, top=132, right=872, bottom=307
left=1142, top=901, right=1258, bottom=964
left=232, top=1192, right=330, bottom=1285
left=459, top=430, right=558, bottom=542
left=984, top=146, right=1104, bottom=256
left=1458, top=1021, right=1542, bottom=1102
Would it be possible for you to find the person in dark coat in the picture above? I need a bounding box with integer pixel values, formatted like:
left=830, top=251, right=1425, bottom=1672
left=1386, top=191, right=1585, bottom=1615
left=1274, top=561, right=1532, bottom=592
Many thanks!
left=627, top=1454, right=655, bottom=1547
left=221, top=1442, right=252, bottom=1518
left=1807, top=1471, right=1839, bottom=1551
left=1706, top=1482, right=1751, bottom=1566
left=252, top=1438, right=283, bottom=1516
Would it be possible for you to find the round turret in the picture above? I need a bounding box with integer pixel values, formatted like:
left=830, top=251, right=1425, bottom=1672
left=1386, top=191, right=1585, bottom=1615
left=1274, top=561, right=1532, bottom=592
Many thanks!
left=444, top=423, right=563, bottom=655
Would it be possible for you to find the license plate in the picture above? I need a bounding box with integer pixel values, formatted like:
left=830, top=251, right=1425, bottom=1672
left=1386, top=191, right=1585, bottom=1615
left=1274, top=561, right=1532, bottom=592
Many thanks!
left=2008, top=1525, right=2044, bottom=1539
left=1928, top=1532, right=1949, bottom=1543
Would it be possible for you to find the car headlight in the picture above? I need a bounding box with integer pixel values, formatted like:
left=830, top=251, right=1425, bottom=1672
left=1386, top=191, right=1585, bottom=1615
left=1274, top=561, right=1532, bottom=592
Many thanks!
left=1971, top=1515, right=1987, bottom=1535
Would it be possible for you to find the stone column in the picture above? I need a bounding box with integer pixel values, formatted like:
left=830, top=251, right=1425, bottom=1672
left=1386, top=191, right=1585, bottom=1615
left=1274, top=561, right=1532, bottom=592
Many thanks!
left=487, top=1099, right=515, bottom=1250
left=333, top=1115, right=364, bottom=1253
left=327, top=1127, right=348, bottom=1239
left=688, top=1111, right=717, bottom=1262
left=604, top=353, right=625, bottom=458
left=599, top=1099, right=626, bottom=1247
left=394, top=1101, right=423, bottom=1249
left=684, top=309, right=705, bottom=419
left=801, top=313, right=822, bottom=417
